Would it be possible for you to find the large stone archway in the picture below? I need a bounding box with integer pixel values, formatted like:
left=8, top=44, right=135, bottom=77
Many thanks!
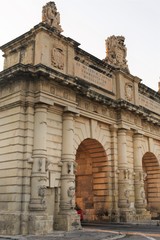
left=1, top=1, right=160, bottom=235
left=142, top=152, right=160, bottom=219
left=75, top=138, right=110, bottom=221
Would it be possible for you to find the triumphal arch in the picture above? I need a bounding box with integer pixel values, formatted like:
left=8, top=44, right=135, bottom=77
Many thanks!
left=0, top=2, right=160, bottom=235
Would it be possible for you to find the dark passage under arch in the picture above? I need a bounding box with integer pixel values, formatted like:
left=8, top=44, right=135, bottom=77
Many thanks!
left=75, top=138, right=111, bottom=221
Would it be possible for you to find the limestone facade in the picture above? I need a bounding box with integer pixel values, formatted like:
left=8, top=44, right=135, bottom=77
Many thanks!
left=0, top=1, right=160, bottom=235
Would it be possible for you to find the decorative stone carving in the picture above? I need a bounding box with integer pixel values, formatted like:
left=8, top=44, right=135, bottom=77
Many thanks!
left=125, top=83, right=133, bottom=101
left=38, top=158, right=42, bottom=171
left=45, top=159, right=52, bottom=171
left=124, top=189, right=130, bottom=199
left=134, top=116, right=141, bottom=126
left=73, top=162, right=78, bottom=173
left=138, top=171, right=147, bottom=181
left=143, top=172, right=147, bottom=181
left=93, top=104, right=98, bottom=113
left=51, top=47, right=64, bottom=70
left=67, top=186, right=75, bottom=209
left=38, top=185, right=46, bottom=204
left=50, top=86, right=56, bottom=94
left=85, top=102, right=90, bottom=110
left=140, top=190, right=145, bottom=199
left=68, top=186, right=75, bottom=198
left=42, top=2, right=63, bottom=33
left=105, top=35, right=129, bottom=72
left=63, top=91, right=69, bottom=99
left=123, top=169, right=131, bottom=179
left=102, top=107, right=108, bottom=116
left=67, top=162, right=72, bottom=174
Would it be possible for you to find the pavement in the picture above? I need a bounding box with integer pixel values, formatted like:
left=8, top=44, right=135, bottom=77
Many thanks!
left=1, top=221, right=160, bottom=240
left=0, top=228, right=125, bottom=240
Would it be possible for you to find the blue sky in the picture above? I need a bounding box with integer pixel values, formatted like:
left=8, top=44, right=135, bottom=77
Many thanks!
left=0, top=0, right=160, bottom=91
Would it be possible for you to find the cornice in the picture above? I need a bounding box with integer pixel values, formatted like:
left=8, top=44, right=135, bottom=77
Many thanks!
left=0, top=22, right=80, bottom=52
left=139, top=82, right=160, bottom=103
left=0, top=63, right=159, bottom=125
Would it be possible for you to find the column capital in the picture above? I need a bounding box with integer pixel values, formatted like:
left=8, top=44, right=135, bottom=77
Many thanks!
left=133, top=130, right=144, bottom=136
left=64, top=106, right=80, bottom=115
left=34, top=102, right=49, bottom=111
left=118, top=128, right=128, bottom=135
left=35, top=95, right=54, bottom=106
left=118, top=123, right=130, bottom=130
left=133, top=132, right=144, bottom=141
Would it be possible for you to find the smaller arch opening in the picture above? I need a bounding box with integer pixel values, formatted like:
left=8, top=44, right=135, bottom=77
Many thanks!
left=142, top=152, right=160, bottom=219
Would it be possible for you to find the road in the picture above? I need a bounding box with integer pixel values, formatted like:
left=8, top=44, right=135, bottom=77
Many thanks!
left=82, top=222, right=160, bottom=240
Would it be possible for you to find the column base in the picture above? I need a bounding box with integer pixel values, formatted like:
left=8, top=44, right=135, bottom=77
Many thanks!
left=119, top=209, right=136, bottom=222
left=119, top=209, right=151, bottom=223
left=54, top=211, right=82, bottom=231
left=0, top=212, right=21, bottom=235
left=28, top=213, right=53, bottom=235
left=135, top=209, right=151, bottom=222
left=110, top=210, right=120, bottom=222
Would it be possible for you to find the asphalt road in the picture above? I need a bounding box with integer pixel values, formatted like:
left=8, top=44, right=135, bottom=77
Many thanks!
left=82, top=222, right=160, bottom=240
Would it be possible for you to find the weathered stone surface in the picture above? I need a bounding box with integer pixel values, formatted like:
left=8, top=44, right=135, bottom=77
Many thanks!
left=0, top=1, right=160, bottom=236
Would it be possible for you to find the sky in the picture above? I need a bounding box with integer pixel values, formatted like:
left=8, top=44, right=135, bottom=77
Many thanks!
left=0, top=0, right=160, bottom=92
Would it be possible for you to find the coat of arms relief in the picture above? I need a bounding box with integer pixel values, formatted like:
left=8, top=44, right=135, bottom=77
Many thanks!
left=51, top=47, right=64, bottom=70
left=125, top=83, right=133, bottom=101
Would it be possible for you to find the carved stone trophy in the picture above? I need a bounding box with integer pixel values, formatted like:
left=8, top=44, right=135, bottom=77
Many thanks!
left=105, top=35, right=129, bottom=73
left=42, top=2, right=63, bottom=33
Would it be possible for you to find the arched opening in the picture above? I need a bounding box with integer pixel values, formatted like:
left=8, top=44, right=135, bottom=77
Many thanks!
left=142, top=152, right=160, bottom=219
left=75, top=138, right=110, bottom=222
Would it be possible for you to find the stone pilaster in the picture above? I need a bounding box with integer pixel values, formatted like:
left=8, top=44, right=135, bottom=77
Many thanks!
left=133, top=133, right=147, bottom=213
left=110, top=125, right=119, bottom=222
left=54, top=109, right=81, bottom=231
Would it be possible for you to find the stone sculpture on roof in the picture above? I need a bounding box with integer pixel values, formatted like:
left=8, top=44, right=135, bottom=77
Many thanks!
left=42, top=1, right=63, bottom=33
left=105, top=35, right=129, bottom=72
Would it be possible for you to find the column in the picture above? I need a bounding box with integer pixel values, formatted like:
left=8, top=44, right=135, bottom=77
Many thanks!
left=133, top=132, right=147, bottom=213
left=60, top=112, right=76, bottom=211
left=54, top=110, right=81, bottom=231
left=29, top=103, right=48, bottom=211
left=117, top=129, right=130, bottom=210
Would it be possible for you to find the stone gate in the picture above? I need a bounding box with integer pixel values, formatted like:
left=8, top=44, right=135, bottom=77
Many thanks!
left=0, top=1, right=160, bottom=235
